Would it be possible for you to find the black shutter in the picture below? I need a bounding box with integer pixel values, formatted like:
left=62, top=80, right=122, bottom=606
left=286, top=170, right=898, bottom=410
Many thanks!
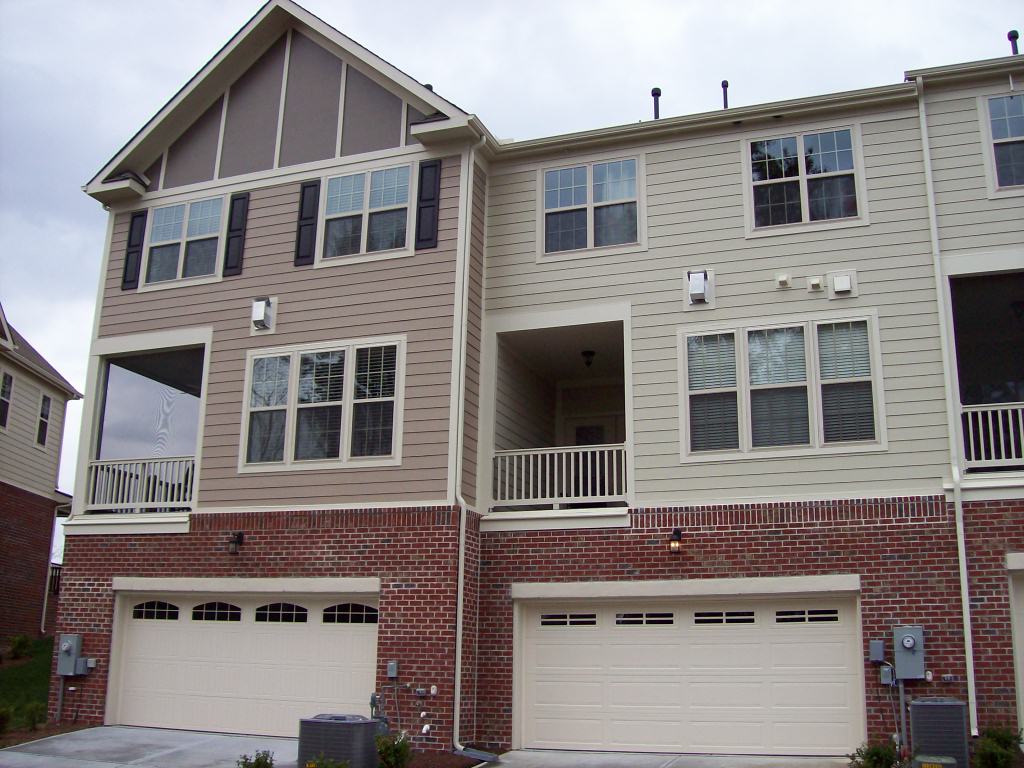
left=414, top=159, right=442, bottom=250
left=121, top=211, right=148, bottom=290
left=294, top=180, right=320, bottom=266
left=222, top=192, right=250, bottom=277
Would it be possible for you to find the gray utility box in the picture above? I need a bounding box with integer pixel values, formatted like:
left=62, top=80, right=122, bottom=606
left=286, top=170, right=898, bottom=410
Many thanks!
left=56, top=634, right=82, bottom=677
left=893, top=625, right=925, bottom=679
left=910, top=698, right=968, bottom=768
left=298, top=714, right=380, bottom=768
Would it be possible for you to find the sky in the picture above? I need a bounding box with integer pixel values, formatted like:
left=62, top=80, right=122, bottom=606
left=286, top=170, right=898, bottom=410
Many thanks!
left=0, top=0, right=1020, bottom=508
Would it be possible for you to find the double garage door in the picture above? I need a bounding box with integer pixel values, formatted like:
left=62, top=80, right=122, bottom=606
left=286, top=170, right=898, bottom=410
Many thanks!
left=522, top=597, right=864, bottom=756
left=111, top=594, right=378, bottom=737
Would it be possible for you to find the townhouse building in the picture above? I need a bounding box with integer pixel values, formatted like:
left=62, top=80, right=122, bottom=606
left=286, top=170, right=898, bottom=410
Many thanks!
left=54, top=0, right=1023, bottom=757
left=0, top=303, right=80, bottom=638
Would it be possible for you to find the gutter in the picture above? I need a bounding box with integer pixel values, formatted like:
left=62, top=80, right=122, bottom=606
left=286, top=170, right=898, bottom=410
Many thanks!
left=450, top=133, right=496, bottom=762
left=915, top=75, right=979, bottom=737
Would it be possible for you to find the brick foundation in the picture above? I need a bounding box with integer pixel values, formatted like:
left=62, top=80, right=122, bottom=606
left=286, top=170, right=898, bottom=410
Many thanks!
left=1, top=480, right=57, bottom=639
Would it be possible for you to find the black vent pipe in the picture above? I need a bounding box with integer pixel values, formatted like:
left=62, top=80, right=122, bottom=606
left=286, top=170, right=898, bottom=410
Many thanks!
left=722, top=80, right=729, bottom=109
left=1010, top=30, right=1020, bottom=55
left=651, top=87, right=661, bottom=119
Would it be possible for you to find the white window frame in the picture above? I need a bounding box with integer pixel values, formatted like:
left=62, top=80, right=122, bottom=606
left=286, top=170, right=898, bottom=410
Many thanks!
left=139, top=196, right=228, bottom=292
left=238, top=334, right=406, bottom=473
left=677, top=309, right=888, bottom=463
left=978, top=93, right=1024, bottom=200
left=35, top=392, right=52, bottom=450
left=741, top=122, right=870, bottom=239
left=535, top=152, right=648, bottom=263
left=0, top=368, right=13, bottom=432
left=314, top=162, right=417, bottom=268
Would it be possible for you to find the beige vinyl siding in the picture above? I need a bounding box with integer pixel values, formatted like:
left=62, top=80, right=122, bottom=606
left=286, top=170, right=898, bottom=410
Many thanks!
left=461, top=163, right=487, bottom=506
left=923, top=74, right=1024, bottom=252
left=98, top=157, right=461, bottom=508
left=485, top=106, right=951, bottom=504
left=493, top=337, right=555, bottom=452
left=0, top=365, right=65, bottom=498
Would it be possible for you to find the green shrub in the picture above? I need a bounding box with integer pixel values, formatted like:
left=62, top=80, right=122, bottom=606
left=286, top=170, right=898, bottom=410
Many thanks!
left=972, top=727, right=1022, bottom=768
left=19, top=701, right=46, bottom=730
left=9, top=636, right=31, bottom=660
left=237, top=750, right=274, bottom=768
left=376, top=731, right=412, bottom=768
left=979, top=726, right=1023, bottom=752
left=848, top=741, right=902, bottom=768
left=303, top=755, right=350, bottom=768
left=0, top=705, right=12, bottom=733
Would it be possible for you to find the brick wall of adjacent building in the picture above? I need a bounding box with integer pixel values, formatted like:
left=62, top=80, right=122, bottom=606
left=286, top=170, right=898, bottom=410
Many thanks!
left=1, top=480, right=56, bottom=639
left=51, top=506, right=469, bottom=750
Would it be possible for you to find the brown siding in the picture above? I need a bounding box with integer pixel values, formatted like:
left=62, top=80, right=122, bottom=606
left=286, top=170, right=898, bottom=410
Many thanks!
left=279, top=31, right=343, bottom=167
left=163, top=97, right=222, bottom=189
left=99, top=157, right=462, bottom=507
left=219, top=35, right=287, bottom=178
left=461, top=163, right=486, bottom=506
left=143, top=157, right=162, bottom=192
left=341, top=68, right=402, bottom=157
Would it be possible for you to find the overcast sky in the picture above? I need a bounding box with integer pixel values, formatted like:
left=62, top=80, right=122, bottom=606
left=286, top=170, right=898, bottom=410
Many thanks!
left=0, top=0, right=1020, bottom=504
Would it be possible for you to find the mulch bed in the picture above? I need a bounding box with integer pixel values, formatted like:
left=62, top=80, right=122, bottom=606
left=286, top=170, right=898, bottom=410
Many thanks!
left=0, top=723, right=91, bottom=749
left=409, top=752, right=483, bottom=768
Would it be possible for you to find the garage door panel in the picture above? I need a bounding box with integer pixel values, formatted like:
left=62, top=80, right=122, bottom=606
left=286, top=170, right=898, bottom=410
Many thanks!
left=685, top=641, right=766, bottom=672
left=534, top=680, right=603, bottom=707
left=531, top=641, right=604, bottom=671
left=606, top=719, right=684, bottom=750
left=688, top=680, right=765, bottom=708
left=773, top=720, right=851, bottom=751
left=532, top=717, right=603, bottom=746
left=771, top=680, right=853, bottom=709
left=607, top=680, right=682, bottom=708
left=605, top=643, right=681, bottom=671
left=690, top=720, right=764, bottom=749
left=771, top=639, right=852, bottom=670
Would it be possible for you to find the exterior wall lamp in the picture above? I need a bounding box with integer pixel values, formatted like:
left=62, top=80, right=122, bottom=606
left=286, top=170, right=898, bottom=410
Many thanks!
left=228, top=531, right=245, bottom=555
left=668, top=528, right=682, bottom=554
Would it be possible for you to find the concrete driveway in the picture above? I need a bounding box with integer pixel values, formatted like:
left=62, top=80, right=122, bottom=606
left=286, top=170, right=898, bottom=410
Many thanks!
left=498, top=752, right=847, bottom=768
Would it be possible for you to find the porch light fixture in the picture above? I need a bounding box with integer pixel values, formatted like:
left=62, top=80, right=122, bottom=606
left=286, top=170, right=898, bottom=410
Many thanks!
left=668, top=528, right=682, bottom=554
left=582, top=350, right=595, bottom=368
left=228, top=531, right=245, bottom=555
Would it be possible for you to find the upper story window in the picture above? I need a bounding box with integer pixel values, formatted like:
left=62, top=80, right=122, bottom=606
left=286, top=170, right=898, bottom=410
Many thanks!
left=681, top=315, right=884, bottom=459
left=241, top=336, right=404, bottom=472
left=36, top=394, right=51, bottom=447
left=145, top=197, right=224, bottom=284
left=745, top=127, right=865, bottom=235
left=322, top=165, right=411, bottom=260
left=987, top=95, right=1024, bottom=189
left=0, top=372, right=12, bottom=429
left=542, top=157, right=641, bottom=255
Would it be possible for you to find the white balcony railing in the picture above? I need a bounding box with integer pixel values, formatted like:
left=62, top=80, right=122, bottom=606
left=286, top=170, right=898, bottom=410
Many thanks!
left=493, top=443, right=628, bottom=506
left=86, top=456, right=195, bottom=512
left=962, top=403, right=1024, bottom=471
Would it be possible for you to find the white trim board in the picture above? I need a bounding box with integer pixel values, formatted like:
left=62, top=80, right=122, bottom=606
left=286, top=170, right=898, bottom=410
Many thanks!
left=1007, top=553, right=1024, bottom=572
left=111, top=576, right=380, bottom=593
left=64, top=513, right=190, bottom=536
left=510, top=573, right=861, bottom=601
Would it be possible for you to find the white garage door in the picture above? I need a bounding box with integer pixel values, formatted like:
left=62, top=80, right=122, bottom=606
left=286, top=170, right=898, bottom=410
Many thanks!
left=522, top=597, right=863, bottom=756
left=113, top=594, right=378, bottom=737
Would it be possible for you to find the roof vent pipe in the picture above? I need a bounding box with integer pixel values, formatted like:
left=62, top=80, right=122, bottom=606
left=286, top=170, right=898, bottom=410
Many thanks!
left=1010, top=30, right=1020, bottom=55
left=722, top=80, right=729, bottom=109
left=651, top=87, right=661, bottom=119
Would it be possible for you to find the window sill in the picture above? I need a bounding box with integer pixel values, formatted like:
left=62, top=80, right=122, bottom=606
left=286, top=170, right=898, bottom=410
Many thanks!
left=680, top=441, right=887, bottom=464
left=986, top=185, right=1024, bottom=200
left=313, top=247, right=414, bottom=268
left=744, top=215, right=870, bottom=240
left=64, top=512, right=190, bottom=536
left=238, top=455, right=401, bottom=473
left=537, top=241, right=646, bottom=264
left=480, top=506, right=630, bottom=532
left=138, top=274, right=222, bottom=293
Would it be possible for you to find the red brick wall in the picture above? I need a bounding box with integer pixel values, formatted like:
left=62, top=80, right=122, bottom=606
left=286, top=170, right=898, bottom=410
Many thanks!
left=475, top=496, right=980, bottom=750
left=52, top=506, right=467, bottom=750
left=0, top=480, right=56, bottom=639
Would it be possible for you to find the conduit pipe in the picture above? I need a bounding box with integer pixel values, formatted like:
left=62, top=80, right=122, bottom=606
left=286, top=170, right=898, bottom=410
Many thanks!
left=915, top=74, right=979, bottom=736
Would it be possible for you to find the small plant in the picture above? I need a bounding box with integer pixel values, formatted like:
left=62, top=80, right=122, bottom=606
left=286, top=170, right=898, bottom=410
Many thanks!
left=376, top=731, right=412, bottom=768
left=19, top=701, right=46, bottom=730
left=848, top=741, right=903, bottom=768
left=237, top=750, right=275, bottom=768
left=304, top=754, right=350, bottom=768
left=9, top=635, right=31, bottom=660
left=972, top=726, right=1022, bottom=768
left=0, top=705, right=12, bottom=733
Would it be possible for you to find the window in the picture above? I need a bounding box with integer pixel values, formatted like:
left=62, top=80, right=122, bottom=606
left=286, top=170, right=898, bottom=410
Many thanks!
left=694, top=610, right=755, bottom=625
left=987, top=95, right=1024, bottom=188
left=323, top=603, right=378, bottom=624
left=681, top=316, right=882, bottom=458
left=133, top=600, right=179, bottom=620
left=542, top=157, right=640, bottom=255
left=241, top=337, right=404, bottom=470
left=615, top=611, right=674, bottom=626
left=36, top=395, right=51, bottom=447
left=747, top=127, right=861, bottom=230
left=255, top=602, right=308, bottom=623
left=539, top=613, right=597, bottom=626
left=192, top=602, right=242, bottom=621
left=145, top=197, right=224, bottom=284
left=322, top=165, right=411, bottom=259
left=776, top=608, right=839, bottom=624
left=0, top=372, right=12, bottom=429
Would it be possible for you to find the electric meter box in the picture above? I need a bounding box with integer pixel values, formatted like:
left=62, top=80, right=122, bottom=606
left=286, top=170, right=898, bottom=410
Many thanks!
left=57, top=633, right=82, bottom=676
left=894, top=625, right=925, bottom=680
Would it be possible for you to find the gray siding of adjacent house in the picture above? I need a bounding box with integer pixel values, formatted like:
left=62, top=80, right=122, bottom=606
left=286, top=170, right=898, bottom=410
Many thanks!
left=484, top=103, right=951, bottom=504
left=0, top=363, right=65, bottom=499
left=462, top=163, right=486, bottom=506
left=98, top=157, right=462, bottom=507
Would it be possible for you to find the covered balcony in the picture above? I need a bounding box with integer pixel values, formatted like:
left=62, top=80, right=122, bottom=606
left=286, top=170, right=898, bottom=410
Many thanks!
left=950, top=271, right=1024, bottom=472
left=86, top=347, right=203, bottom=513
left=491, top=320, right=628, bottom=511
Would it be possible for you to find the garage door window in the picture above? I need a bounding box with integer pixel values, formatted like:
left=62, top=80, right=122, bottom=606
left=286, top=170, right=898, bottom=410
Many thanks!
left=255, top=602, right=308, bottom=623
left=540, top=612, right=597, bottom=627
left=615, top=611, right=674, bottom=625
left=192, top=602, right=242, bottom=621
left=132, top=600, right=179, bottom=620
left=775, top=608, right=839, bottom=623
left=323, top=603, right=378, bottom=624
left=694, top=610, right=755, bottom=625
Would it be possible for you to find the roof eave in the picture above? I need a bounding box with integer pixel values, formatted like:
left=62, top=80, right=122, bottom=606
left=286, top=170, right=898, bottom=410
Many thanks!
left=905, top=54, right=1024, bottom=84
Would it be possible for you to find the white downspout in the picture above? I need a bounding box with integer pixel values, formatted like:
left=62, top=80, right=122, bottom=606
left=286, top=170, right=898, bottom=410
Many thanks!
left=915, top=74, right=979, bottom=736
left=452, top=132, right=489, bottom=757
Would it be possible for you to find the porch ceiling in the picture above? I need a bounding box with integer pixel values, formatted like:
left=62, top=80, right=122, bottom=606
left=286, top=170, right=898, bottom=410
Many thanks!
left=500, top=321, right=624, bottom=382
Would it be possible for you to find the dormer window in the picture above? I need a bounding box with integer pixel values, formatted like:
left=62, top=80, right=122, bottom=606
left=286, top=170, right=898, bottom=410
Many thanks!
left=145, top=197, right=224, bottom=284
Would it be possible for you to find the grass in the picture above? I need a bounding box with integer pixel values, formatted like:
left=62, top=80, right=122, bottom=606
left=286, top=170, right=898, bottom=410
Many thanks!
left=0, top=637, right=52, bottom=721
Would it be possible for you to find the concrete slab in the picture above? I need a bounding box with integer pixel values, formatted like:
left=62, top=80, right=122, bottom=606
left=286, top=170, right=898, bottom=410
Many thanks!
left=0, top=726, right=298, bottom=768
left=495, top=750, right=849, bottom=768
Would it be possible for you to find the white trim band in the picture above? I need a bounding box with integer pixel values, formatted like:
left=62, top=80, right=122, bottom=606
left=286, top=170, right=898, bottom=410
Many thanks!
left=481, top=507, right=630, bottom=532
left=112, top=576, right=380, bottom=593
left=1007, top=553, right=1024, bottom=572
left=64, top=513, right=190, bottom=536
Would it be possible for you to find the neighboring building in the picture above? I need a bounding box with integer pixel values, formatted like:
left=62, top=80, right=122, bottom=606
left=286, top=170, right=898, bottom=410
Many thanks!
left=0, top=303, right=81, bottom=638
left=54, top=0, right=1023, bottom=757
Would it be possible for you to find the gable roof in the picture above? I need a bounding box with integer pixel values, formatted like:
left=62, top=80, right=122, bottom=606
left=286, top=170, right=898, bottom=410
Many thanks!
left=85, top=0, right=472, bottom=202
left=0, top=304, right=82, bottom=400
